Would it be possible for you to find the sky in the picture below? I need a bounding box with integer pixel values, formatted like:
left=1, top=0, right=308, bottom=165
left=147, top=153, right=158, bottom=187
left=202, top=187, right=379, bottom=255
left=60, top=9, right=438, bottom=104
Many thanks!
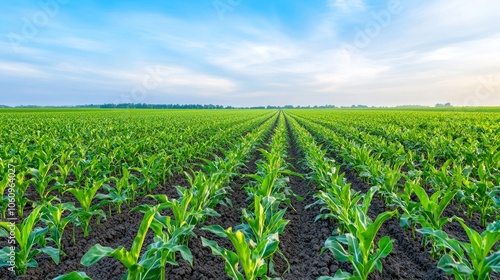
left=1, top=0, right=500, bottom=107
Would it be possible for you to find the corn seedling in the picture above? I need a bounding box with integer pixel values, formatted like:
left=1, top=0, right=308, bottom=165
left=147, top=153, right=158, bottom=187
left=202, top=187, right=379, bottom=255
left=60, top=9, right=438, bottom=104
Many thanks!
left=66, top=178, right=108, bottom=237
left=29, top=158, right=58, bottom=204
left=202, top=225, right=280, bottom=280
left=41, top=202, right=76, bottom=256
left=0, top=206, right=59, bottom=275
left=81, top=205, right=161, bottom=280
left=320, top=210, right=397, bottom=280
left=418, top=218, right=500, bottom=280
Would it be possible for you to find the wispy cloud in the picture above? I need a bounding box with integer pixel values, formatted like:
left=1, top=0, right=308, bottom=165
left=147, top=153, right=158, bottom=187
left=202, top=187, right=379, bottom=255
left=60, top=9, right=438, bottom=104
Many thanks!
left=327, top=0, right=365, bottom=12
left=0, top=62, right=47, bottom=77
left=0, top=0, right=499, bottom=106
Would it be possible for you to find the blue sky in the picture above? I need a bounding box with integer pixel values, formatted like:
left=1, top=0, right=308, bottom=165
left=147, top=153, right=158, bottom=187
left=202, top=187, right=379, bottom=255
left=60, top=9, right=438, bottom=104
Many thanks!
left=1, top=0, right=500, bottom=107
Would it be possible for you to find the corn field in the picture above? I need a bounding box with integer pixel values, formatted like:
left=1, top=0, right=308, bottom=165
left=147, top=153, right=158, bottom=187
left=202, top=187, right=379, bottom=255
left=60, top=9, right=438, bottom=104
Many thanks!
left=0, top=108, right=499, bottom=280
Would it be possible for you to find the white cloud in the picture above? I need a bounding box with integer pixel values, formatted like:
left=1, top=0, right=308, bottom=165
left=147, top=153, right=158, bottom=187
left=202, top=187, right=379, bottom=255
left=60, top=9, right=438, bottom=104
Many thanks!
left=328, top=0, right=365, bottom=12
left=152, top=65, right=237, bottom=94
left=0, top=62, right=46, bottom=77
left=2, top=1, right=500, bottom=106
left=60, top=37, right=108, bottom=52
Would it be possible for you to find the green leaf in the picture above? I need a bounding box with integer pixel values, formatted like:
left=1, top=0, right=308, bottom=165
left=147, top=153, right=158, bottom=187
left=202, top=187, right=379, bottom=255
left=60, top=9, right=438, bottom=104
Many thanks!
left=436, top=190, right=457, bottom=220
left=327, top=269, right=360, bottom=280
left=176, top=245, right=193, bottom=266
left=0, top=227, right=8, bottom=238
left=417, top=228, right=463, bottom=256
left=200, top=237, right=224, bottom=256
left=260, top=235, right=279, bottom=259
left=486, top=251, right=500, bottom=272
left=81, top=244, right=116, bottom=266
left=412, top=184, right=430, bottom=209
left=323, top=236, right=349, bottom=262
left=374, top=236, right=393, bottom=259
left=437, top=254, right=473, bottom=275
left=224, top=250, right=245, bottom=280
left=52, top=271, right=92, bottom=280
left=129, top=207, right=157, bottom=262
left=202, top=225, right=229, bottom=238
left=39, top=246, right=60, bottom=264
left=363, top=210, right=396, bottom=248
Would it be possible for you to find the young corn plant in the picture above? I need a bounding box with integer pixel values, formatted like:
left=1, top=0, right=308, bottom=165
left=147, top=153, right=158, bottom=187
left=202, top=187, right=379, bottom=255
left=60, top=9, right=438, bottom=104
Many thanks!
left=425, top=159, right=470, bottom=192
left=378, top=164, right=404, bottom=205
left=54, top=161, right=72, bottom=196
left=251, top=121, right=301, bottom=194
left=41, top=202, right=76, bottom=256
left=320, top=210, right=397, bottom=280
left=185, top=170, right=232, bottom=220
left=411, top=183, right=456, bottom=256
left=309, top=185, right=378, bottom=234
left=236, top=195, right=289, bottom=243
left=0, top=173, right=10, bottom=219
left=69, top=159, right=90, bottom=186
left=82, top=206, right=159, bottom=280
left=246, top=148, right=302, bottom=206
left=149, top=190, right=209, bottom=231
left=96, top=167, right=133, bottom=215
left=66, top=178, right=108, bottom=237
left=305, top=159, right=345, bottom=192
left=390, top=181, right=421, bottom=238
left=131, top=155, right=163, bottom=192
left=14, top=171, right=31, bottom=217
left=236, top=195, right=290, bottom=274
left=202, top=225, right=280, bottom=280
left=29, top=157, right=58, bottom=204
left=245, top=172, right=294, bottom=206
left=0, top=206, right=59, bottom=276
left=138, top=219, right=194, bottom=280
left=83, top=201, right=194, bottom=280
left=458, top=164, right=500, bottom=226
left=411, top=183, right=456, bottom=230
left=418, top=218, right=500, bottom=280
left=199, top=156, right=238, bottom=185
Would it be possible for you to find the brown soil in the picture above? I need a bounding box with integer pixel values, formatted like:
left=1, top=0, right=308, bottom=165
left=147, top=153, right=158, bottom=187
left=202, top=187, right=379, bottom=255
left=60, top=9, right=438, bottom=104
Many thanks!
left=274, top=120, right=349, bottom=279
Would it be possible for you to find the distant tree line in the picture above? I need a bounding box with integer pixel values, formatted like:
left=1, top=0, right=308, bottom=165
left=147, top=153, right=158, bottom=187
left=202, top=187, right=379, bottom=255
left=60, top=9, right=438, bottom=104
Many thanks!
left=0, top=103, right=421, bottom=109
left=94, top=104, right=341, bottom=109
left=95, top=103, right=230, bottom=109
left=395, top=105, right=429, bottom=108
left=435, top=102, right=452, bottom=107
left=77, top=103, right=341, bottom=109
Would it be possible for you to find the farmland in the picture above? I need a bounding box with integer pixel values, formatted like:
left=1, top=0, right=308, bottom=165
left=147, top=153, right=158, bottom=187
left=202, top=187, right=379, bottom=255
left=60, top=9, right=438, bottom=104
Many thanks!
left=0, top=108, right=499, bottom=280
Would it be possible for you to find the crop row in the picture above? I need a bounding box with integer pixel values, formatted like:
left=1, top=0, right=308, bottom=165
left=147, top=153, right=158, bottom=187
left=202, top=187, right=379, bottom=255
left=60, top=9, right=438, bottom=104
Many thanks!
left=201, top=112, right=297, bottom=279
left=0, top=110, right=276, bottom=278
left=287, top=110, right=500, bottom=280
left=287, top=113, right=396, bottom=279
left=294, top=110, right=500, bottom=225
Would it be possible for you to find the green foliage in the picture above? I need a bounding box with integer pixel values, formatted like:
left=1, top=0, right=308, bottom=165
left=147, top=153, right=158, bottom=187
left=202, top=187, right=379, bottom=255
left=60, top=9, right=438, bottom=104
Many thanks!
left=96, top=167, right=134, bottom=214
left=53, top=271, right=92, bottom=280
left=66, top=178, right=108, bottom=237
left=411, top=184, right=456, bottom=230
left=41, top=202, right=76, bottom=256
left=321, top=210, right=397, bottom=280
left=202, top=226, right=280, bottom=280
left=29, top=158, right=60, bottom=204
left=81, top=206, right=160, bottom=280
left=418, top=219, right=500, bottom=280
left=0, top=206, right=59, bottom=275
